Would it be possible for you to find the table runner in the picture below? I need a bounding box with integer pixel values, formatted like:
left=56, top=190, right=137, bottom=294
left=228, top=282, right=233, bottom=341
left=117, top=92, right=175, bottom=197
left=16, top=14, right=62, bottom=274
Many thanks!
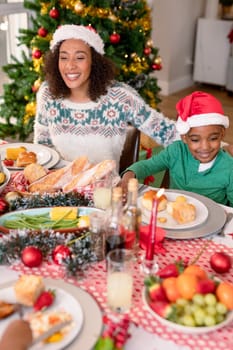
left=9, top=237, right=233, bottom=350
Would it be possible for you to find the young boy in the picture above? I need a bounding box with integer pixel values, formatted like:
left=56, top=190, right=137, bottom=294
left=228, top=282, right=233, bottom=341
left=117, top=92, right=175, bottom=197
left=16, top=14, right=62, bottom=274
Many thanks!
left=121, top=91, right=233, bottom=206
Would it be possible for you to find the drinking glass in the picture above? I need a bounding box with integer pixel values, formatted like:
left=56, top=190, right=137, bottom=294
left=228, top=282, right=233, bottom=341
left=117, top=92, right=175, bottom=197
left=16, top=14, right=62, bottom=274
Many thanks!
left=93, top=177, right=112, bottom=210
left=106, top=249, right=134, bottom=313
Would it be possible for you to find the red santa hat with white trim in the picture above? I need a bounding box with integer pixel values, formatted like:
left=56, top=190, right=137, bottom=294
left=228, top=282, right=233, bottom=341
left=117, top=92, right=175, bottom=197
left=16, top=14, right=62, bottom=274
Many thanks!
left=176, top=91, right=229, bottom=135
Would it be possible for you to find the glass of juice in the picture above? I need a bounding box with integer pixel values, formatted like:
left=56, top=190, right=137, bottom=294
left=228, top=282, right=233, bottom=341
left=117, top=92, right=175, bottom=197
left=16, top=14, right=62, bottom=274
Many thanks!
left=106, top=249, right=134, bottom=313
left=93, top=177, right=112, bottom=210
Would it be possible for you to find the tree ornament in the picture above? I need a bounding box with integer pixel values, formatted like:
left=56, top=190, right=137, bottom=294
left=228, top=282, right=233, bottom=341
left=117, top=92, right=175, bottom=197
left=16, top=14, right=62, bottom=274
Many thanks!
left=49, top=7, right=60, bottom=19
left=154, top=56, right=162, bottom=65
left=110, top=32, right=121, bottom=44
left=21, top=246, right=43, bottom=267
left=74, top=1, right=84, bottom=13
left=0, top=198, right=8, bottom=213
left=32, top=49, right=42, bottom=59
left=152, top=63, right=162, bottom=70
left=144, top=47, right=152, bottom=55
left=32, top=78, right=41, bottom=93
left=146, top=38, right=154, bottom=47
left=52, top=245, right=71, bottom=265
left=37, top=27, right=48, bottom=37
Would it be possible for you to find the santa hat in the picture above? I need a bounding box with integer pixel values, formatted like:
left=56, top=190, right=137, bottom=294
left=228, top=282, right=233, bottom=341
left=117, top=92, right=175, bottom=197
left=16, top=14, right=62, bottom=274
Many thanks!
left=176, top=91, right=229, bottom=135
left=50, top=24, right=105, bottom=55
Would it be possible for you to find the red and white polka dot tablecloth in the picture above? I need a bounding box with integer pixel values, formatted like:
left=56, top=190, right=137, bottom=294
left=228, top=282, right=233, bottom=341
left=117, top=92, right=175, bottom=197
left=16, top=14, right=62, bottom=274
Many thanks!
left=10, top=238, right=233, bottom=350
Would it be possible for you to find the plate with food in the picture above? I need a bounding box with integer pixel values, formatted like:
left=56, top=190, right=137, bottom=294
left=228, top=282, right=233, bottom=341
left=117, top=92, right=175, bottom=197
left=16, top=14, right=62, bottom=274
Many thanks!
left=0, top=143, right=54, bottom=169
left=0, top=277, right=103, bottom=350
left=0, top=206, right=101, bottom=234
left=0, top=275, right=84, bottom=349
left=139, top=189, right=209, bottom=230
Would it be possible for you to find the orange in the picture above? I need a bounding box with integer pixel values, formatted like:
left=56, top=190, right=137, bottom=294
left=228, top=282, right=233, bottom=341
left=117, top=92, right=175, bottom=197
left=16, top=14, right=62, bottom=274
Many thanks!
left=216, top=281, right=233, bottom=310
left=176, top=273, right=198, bottom=300
left=183, top=264, right=207, bottom=280
left=162, top=277, right=180, bottom=302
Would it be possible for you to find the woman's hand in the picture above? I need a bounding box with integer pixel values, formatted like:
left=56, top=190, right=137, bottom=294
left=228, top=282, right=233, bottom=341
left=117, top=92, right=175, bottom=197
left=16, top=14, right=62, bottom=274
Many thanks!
left=0, top=320, right=33, bottom=350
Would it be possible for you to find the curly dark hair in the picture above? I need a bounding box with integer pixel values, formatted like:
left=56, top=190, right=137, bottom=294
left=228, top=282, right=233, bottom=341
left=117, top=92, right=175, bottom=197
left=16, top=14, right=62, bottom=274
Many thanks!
left=43, top=42, right=117, bottom=101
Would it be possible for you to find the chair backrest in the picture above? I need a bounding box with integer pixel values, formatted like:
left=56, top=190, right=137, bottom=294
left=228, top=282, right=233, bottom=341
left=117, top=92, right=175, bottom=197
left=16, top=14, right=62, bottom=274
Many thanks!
left=119, top=124, right=140, bottom=174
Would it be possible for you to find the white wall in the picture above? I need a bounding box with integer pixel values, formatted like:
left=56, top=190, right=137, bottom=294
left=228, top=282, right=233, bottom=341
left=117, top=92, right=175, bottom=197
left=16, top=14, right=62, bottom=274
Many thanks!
left=151, top=0, right=206, bottom=95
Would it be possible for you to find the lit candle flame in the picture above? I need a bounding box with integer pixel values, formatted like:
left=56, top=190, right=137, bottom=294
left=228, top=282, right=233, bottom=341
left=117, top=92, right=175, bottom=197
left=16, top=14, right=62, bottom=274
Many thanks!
left=156, top=188, right=165, bottom=199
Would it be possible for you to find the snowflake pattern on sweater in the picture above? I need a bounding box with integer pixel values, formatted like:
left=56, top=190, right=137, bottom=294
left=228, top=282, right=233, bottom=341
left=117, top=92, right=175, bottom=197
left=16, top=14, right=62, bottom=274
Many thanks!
left=34, top=81, right=176, bottom=170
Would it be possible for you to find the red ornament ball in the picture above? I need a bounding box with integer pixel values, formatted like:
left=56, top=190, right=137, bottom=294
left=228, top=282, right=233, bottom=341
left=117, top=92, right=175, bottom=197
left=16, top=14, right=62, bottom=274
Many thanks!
left=210, top=252, right=232, bottom=274
left=151, top=63, right=162, bottom=70
left=37, top=27, right=48, bottom=37
left=32, top=49, right=42, bottom=59
left=21, top=246, right=43, bottom=268
left=144, top=47, right=152, bottom=55
left=110, top=32, right=120, bottom=44
left=52, top=245, right=71, bottom=265
left=49, top=7, right=60, bottom=19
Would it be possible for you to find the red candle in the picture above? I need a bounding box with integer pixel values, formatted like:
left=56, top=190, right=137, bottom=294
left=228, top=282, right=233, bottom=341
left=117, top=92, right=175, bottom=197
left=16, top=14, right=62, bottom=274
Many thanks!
left=145, top=189, right=165, bottom=261
left=145, top=197, right=158, bottom=260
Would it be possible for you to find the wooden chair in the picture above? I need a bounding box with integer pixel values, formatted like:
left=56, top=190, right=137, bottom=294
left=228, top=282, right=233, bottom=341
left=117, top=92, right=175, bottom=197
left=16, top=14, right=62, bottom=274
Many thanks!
left=119, top=124, right=140, bottom=174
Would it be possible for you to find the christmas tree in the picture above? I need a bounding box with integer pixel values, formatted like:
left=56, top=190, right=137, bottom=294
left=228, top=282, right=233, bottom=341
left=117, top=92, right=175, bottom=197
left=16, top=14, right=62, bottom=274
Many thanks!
left=0, top=0, right=162, bottom=141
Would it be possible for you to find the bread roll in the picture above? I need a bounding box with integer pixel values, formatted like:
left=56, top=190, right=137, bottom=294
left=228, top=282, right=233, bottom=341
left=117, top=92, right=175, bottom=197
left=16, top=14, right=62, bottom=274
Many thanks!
left=14, top=275, right=45, bottom=306
left=16, top=151, right=37, bottom=167
left=141, top=189, right=168, bottom=212
left=171, top=201, right=196, bottom=224
left=23, top=163, right=47, bottom=184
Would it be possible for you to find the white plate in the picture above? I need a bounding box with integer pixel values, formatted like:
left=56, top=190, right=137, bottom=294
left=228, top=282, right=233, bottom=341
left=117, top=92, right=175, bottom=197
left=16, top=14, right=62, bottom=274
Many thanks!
left=1, top=279, right=103, bottom=350
left=0, top=284, right=84, bottom=350
left=139, top=191, right=209, bottom=230
left=0, top=143, right=53, bottom=169
left=143, top=288, right=233, bottom=334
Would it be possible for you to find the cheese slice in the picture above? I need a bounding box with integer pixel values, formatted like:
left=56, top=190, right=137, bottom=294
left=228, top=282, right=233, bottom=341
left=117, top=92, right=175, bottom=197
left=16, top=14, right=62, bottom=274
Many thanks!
left=50, top=207, right=77, bottom=221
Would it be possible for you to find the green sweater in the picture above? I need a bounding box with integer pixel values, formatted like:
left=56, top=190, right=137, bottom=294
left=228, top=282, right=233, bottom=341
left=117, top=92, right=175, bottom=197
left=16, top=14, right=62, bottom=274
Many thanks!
left=127, top=141, right=233, bottom=206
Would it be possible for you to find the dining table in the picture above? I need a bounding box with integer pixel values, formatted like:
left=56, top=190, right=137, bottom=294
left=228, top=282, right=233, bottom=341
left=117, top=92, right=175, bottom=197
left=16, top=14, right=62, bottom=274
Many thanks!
left=0, top=142, right=233, bottom=350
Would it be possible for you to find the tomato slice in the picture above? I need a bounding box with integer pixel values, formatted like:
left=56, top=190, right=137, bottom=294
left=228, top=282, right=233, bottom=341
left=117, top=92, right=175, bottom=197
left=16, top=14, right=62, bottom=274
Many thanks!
left=3, top=159, right=14, bottom=166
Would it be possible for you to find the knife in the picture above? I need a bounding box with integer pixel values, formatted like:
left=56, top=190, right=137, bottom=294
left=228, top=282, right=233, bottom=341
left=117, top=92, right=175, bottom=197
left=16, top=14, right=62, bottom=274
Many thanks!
left=30, top=319, right=72, bottom=347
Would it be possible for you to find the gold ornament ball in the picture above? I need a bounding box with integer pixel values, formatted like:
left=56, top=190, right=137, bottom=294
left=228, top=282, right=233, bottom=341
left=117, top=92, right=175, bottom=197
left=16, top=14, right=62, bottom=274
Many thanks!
left=146, top=39, right=154, bottom=47
left=74, top=1, right=84, bottom=13
left=154, top=56, right=162, bottom=64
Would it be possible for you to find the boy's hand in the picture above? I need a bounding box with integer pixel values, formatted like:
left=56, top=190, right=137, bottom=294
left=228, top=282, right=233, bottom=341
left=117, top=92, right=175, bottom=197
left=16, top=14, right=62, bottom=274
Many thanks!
left=120, top=171, right=136, bottom=203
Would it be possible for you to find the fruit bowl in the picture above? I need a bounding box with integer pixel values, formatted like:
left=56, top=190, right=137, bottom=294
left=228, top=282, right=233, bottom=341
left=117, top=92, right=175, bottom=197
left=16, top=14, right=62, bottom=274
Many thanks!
left=143, top=288, right=233, bottom=334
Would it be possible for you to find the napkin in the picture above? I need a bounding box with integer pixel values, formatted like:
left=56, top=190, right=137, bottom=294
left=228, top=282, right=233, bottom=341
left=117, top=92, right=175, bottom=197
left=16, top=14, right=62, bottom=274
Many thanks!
left=139, top=225, right=167, bottom=254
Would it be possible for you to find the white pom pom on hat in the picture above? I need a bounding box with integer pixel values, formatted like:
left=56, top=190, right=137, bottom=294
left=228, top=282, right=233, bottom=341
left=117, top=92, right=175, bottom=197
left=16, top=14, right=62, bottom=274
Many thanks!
left=176, top=91, right=229, bottom=135
left=50, top=24, right=105, bottom=55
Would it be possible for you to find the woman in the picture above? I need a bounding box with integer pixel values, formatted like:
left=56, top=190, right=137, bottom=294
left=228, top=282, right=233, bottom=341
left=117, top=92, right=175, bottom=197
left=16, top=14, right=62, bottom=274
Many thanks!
left=34, top=24, right=177, bottom=171
left=0, top=320, right=32, bottom=350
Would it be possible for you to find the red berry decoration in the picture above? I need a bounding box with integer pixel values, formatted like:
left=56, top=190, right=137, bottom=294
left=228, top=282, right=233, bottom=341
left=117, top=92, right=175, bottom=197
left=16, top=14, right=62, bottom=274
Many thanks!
left=32, top=49, right=42, bottom=59
left=110, top=32, right=120, bottom=44
left=52, top=245, right=71, bottom=265
left=37, top=27, right=48, bottom=37
left=210, top=251, right=232, bottom=274
left=21, top=246, right=43, bottom=267
left=49, top=7, right=60, bottom=19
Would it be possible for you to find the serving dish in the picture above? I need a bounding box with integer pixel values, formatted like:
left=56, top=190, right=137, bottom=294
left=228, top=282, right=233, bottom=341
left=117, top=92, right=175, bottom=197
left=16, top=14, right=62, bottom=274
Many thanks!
left=0, top=165, right=10, bottom=194
left=143, top=288, right=233, bottom=334
left=0, top=206, right=102, bottom=234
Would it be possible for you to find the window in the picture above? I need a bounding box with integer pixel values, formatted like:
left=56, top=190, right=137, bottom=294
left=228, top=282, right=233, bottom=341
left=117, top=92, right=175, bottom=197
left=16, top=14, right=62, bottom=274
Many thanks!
left=0, top=1, right=29, bottom=96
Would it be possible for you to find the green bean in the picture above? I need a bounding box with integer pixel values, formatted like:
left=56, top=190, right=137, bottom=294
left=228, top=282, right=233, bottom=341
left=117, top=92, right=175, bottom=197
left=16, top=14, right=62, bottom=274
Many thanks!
left=3, top=212, right=80, bottom=230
